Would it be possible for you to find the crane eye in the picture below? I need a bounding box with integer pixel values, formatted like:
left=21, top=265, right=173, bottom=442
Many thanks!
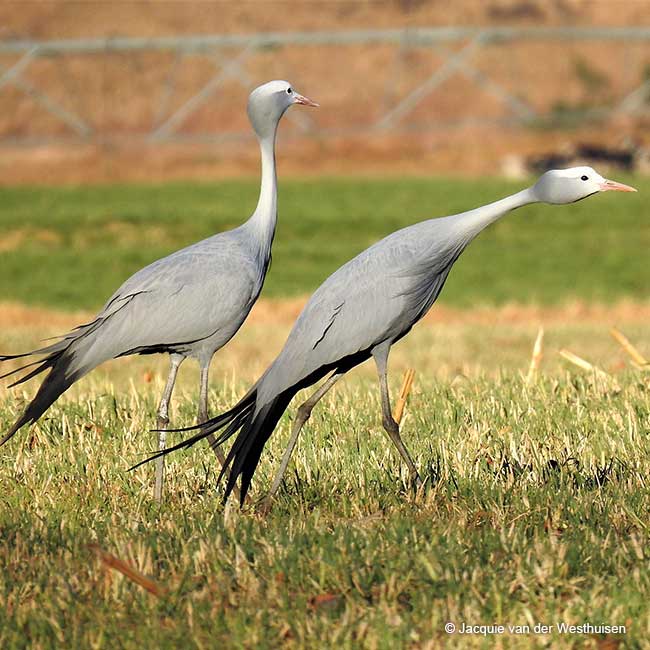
left=287, top=88, right=292, bottom=94
left=581, top=175, right=588, bottom=181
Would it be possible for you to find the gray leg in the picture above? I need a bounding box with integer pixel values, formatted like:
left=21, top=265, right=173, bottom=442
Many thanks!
left=197, top=360, right=243, bottom=504
left=372, top=343, right=422, bottom=487
left=262, top=371, right=344, bottom=509
left=197, top=364, right=210, bottom=424
left=154, top=354, right=184, bottom=502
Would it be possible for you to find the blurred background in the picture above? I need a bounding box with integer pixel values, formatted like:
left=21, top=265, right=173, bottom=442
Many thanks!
left=1, top=0, right=649, bottom=184
left=4, top=9, right=650, bottom=647
left=0, top=0, right=648, bottom=383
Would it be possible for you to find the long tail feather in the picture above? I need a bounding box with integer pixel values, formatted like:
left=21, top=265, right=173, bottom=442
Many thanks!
left=219, top=365, right=355, bottom=504
left=0, top=357, right=44, bottom=382
left=0, top=314, right=124, bottom=443
left=0, top=349, right=83, bottom=446
left=0, top=325, right=108, bottom=445
left=6, top=358, right=57, bottom=388
left=219, top=391, right=296, bottom=505
left=0, top=349, right=63, bottom=385
left=0, top=334, right=76, bottom=369
left=131, top=384, right=296, bottom=506
left=128, top=392, right=257, bottom=471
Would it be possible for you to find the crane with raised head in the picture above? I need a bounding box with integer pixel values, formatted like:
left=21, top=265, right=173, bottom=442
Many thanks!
left=0, top=80, right=318, bottom=500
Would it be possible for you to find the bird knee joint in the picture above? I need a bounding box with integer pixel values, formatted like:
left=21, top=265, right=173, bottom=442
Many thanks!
left=296, top=403, right=312, bottom=423
left=383, top=416, right=399, bottom=436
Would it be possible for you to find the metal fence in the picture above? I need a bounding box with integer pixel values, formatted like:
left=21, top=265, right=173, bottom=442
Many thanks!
left=1, top=26, right=649, bottom=146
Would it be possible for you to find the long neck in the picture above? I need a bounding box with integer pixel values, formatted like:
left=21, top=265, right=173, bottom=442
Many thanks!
left=454, top=188, right=537, bottom=240
left=245, top=128, right=279, bottom=253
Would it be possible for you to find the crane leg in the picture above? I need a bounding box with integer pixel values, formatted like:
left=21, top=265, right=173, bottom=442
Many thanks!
left=197, top=361, right=243, bottom=504
left=197, top=364, right=210, bottom=424
left=154, top=353, right=184, bottom=502
left=260, top=371, right=344, bottom=511
left=372, top=344, right=422, bottom=488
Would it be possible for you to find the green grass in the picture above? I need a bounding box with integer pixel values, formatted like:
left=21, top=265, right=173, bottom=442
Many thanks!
left=0, top=176, right=648, bottom=647
left=0, top=175, right=647, bottom=310
left=0, top=319, right=649, bottom=648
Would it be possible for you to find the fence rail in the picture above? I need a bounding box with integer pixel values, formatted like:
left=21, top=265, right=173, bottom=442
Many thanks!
left=1, top=26, right=649, bottom=146
left=4, top=26, right=650, bottom=55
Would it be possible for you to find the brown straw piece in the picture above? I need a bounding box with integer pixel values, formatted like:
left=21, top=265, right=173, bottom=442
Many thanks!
left=610, top=327, right=648, bottom=367
left=526, top=326, right=544, bottom=383
left=89, top=544, right=167, bottom=598
left=393, top=368, right=416, bottom=424
left=559, top=349, right=609, bottom=378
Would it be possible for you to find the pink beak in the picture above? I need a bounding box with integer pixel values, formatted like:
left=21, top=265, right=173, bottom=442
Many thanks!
left=599, top=179, right=637, bottom=193
left=293, top=93, right=319, bottom=108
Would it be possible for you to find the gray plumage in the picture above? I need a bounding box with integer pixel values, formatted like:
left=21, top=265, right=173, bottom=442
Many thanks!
left=0, top=79, right=318, bottom=446
left=139, top=165, right=636, bottom=506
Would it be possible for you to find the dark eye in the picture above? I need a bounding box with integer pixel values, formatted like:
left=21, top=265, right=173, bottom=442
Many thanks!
left=287, top=88, right=292, bottom=94
left=581, top=175, right=588, bottom=181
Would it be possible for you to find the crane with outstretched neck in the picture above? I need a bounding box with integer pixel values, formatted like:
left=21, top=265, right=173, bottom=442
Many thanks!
left=139, top=167, right=636, bottom=506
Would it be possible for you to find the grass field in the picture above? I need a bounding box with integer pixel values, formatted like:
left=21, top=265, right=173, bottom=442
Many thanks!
left=0, top=177, right=649, bottom=648
left=1, top=347, right=649, bottom=648
left=0, top=175, right=647, bottom=310
left=1, top=310, right=650, bottom=648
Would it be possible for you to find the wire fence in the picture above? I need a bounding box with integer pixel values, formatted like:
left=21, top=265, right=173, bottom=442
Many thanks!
left=1, top=26, right=649, bottom=147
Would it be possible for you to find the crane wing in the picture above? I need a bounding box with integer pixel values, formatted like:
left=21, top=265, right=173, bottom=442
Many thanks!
left=263, top=220, right=469, bottom=397
left=87, top=243, right=261, bottom=358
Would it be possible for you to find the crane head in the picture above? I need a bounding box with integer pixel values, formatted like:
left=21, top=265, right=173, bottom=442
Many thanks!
left=531, top=166, right=637, bottom=205
left=247, top=80, right=318, bottom=139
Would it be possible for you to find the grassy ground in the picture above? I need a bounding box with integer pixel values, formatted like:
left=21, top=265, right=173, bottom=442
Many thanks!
left=0, top=175, right=647, bottom=310
left=1, top=313, right=650, bottom=649
left=0, top=176, right=648, bottom=648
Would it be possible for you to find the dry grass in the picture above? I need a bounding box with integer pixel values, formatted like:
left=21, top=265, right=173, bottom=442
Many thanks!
left=3, top=297, right=650, bottom=383
left=5, top=296, right=650, bottom=332
left=1, top=311, right=649, bottom=647
left=1, top=1, right=649, bottom=184
left=3, top=0, right=646, bottom=42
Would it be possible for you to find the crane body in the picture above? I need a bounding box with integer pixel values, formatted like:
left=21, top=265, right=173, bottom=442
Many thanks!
left=138, top=166, right=636, bottom=506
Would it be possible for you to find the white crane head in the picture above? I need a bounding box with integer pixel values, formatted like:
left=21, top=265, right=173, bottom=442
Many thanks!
left=247, top=80, right=318, bottom=139
left=532, top=166, right=637, bottom=205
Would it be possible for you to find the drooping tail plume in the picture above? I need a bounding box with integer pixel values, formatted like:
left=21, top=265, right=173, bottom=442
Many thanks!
left=132, top=386, right=296, bottom=505
left=0, top=319, right=103, bottom=445
left=0, top=348, right=83, bottom=445
left=129, top=389, right=258, bottom=471
left=219, top=391, right=294, bottom=504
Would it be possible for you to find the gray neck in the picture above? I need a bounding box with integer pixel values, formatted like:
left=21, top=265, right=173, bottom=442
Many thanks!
left=245, top=128, right=278, bottom=255
left=454, top=188, right=537, bottom=240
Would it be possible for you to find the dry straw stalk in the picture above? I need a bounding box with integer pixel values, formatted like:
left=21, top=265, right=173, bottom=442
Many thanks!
left=393, top=368, right=416, bottom=425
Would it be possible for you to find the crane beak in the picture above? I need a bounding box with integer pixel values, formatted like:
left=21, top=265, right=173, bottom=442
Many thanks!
left=293, top=93, right=319, bottom=108
left=598, top=179, right=637, bottom=192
